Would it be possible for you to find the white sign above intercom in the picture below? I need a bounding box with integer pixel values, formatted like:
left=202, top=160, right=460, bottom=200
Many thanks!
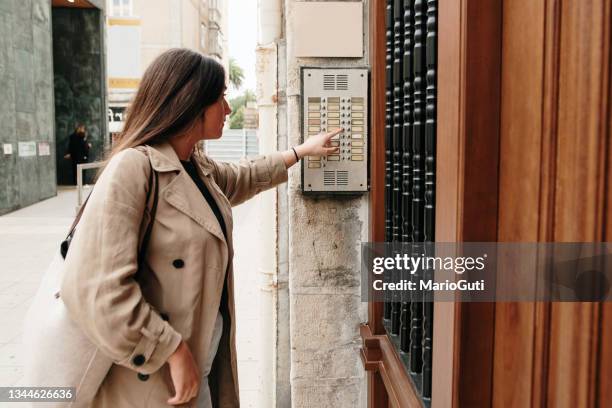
left=293, top=2, right=363, bottom=58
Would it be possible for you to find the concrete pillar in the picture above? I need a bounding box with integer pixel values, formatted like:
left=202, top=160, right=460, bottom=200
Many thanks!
left=275, top=38, right=292, bottom=408
left=258, top=0, right=282, bottom=44
left=283, top=1, right=369, bottom=407
left=256, top=0, right=284, bottom=406
left=256, top=42, right=280, bottom=407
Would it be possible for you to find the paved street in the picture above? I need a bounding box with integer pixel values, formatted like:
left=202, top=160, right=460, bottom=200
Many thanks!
left=0, top=186, right=262, bottom=406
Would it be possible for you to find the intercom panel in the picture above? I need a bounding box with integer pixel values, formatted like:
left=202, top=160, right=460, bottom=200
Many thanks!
left=301, top=68, right=369, bottom=194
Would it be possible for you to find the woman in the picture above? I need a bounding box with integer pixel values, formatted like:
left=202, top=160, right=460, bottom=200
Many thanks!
left=59, top=48, right=339, bottom=407
left=64, top=124, right=91, bottom=185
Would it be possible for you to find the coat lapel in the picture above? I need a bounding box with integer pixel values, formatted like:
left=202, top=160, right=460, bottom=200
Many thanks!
left=146, top=143, right=228, bottom=246
left=193, top=159, right=234, bottom=252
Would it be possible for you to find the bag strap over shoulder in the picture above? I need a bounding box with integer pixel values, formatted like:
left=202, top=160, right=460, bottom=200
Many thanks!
left=65, top=193, right=90, bottom=240
left=136, top=159, right=158, bottom=270
left=61, top=147, right=158, bottom=270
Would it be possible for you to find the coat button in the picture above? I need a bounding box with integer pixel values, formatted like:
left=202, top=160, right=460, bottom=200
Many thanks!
left=137, top=373, right=149, bottom=381
left=160, top=313, right=169, bottom=322
left=133, top=354, right=146, bottom=366
left=172, top=259, right=185, bottom=268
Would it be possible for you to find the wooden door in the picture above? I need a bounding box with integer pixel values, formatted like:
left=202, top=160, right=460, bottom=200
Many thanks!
left=364, top=0, right=612, bottom=407
left=434, top=0, right=612, bottom=407
left=493, top=0, right=612, bottom=407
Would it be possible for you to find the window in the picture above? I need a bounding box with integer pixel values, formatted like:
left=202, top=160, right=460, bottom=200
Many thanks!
left=200, top=23, right=208, bottom=50
left=207, top=28, right=223, bottom=58
left=216, top=32, right=224, bottom=55
left=108, top=0, right=132, bottom=17
left=209, top=0, right=221, bottom=27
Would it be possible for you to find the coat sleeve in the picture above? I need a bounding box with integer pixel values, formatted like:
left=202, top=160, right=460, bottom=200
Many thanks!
left=198, top=152, right=288, bottom=207
left=60, top=148, right=182, bottom=375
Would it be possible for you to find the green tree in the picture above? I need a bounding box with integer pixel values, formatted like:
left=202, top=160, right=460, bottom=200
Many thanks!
left=229, top=58, right=244, bottom=90
left=228, top=89, right=256, bottom=129
left=229, top=106, right=245, bottom=129
left=229, top=89, right=255, bottom=112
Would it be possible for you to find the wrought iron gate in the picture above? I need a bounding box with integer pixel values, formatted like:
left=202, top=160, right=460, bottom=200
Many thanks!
left=382, top=0, right=437, bottom=402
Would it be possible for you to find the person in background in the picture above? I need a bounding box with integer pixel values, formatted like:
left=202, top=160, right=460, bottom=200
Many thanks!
left=64, top=124, right=91, bottom=185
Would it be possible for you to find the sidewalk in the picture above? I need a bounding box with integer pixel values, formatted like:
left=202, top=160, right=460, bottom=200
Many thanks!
left=0, top=187, right=77, bottom=387
left=0, top=187, right=262, bottom=406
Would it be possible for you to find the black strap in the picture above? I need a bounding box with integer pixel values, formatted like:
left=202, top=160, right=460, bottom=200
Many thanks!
left=61, top=151, right=158, bottom=271
left=136, top=165, right=158, bottom=272
left=65, top=193, right=91, bottom=240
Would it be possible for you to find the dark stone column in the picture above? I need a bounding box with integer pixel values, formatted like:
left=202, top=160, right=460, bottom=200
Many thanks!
left=0, top=0, right=55, bottom=214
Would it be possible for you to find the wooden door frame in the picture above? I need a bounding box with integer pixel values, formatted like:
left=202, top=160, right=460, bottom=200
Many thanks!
left=363, top=0, right=503, bottom=406
left=432, top=0, right=502, bottom=407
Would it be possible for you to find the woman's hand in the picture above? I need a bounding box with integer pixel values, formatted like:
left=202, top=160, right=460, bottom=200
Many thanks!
left=295, top=128, right=342, bottom=158
left=166, top=341, right=201, bottom=405
left=282, top=128, right=342, bottom=168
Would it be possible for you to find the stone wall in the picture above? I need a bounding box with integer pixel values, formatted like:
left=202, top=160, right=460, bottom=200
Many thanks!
left=0, top=0, right=55, bottom=215
left=282, top=1, right=370, bottom=407
left=52, top=7, right=106, bottom=185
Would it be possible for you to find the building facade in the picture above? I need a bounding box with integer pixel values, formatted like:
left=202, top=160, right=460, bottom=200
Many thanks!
left=106, top=0, right=229, bottom=134
left=257, top=0, right=612, bottom=407
left=0, top=0, right=107, bottom=214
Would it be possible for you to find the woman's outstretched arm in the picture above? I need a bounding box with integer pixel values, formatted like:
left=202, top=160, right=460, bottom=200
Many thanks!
left=197, top=128, right=342, bottom=206
left=280, top=128, right=342, bottom=168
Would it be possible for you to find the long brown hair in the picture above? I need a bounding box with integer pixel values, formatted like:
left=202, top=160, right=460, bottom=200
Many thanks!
left=106, top=48, right=225, bottom=165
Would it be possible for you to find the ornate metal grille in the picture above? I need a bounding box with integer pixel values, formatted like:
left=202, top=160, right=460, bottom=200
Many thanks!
left=383, top=0, right=437, bottom=402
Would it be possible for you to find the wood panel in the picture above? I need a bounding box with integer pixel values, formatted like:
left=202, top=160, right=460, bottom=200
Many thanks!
left=368, top=0, right=388, bottom=339
left=433, top=0, right=501, bottom=407
left=367, top=0, right=397, bottom=406
left=361, top=325, right=424, bottom=408
left=368, top=0, right=385, bottom=334
left=600, top=301, right=612, bottom=404
left=493, top=0, right=547, bottom=405
left=430, top=0, right=462, bottom=405
left=597, top=3, right=612, bottom=405
left=530, top=0, right=562, bottom=404
left=546, top=0, right=611, bottom=406
left=454, top=3, right=503, bottom=405
left=495, top=0, right=612, bottom=407
left=370, top=0, right=387, bottom=247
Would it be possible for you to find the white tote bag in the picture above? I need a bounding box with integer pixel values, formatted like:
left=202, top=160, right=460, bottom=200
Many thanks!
left=21, top=151, right=158, bottom=407
left=22, top=250, right=114, bottom=407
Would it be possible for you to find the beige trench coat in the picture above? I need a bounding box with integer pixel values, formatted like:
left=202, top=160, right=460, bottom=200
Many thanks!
left=60, top=142, right=288, bottom=407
